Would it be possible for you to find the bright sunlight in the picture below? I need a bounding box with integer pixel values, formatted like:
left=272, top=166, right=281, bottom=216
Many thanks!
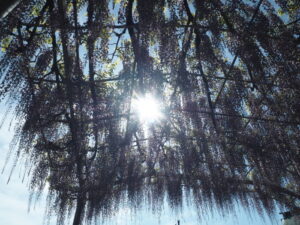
left=132, top=94, right=163, bottom=123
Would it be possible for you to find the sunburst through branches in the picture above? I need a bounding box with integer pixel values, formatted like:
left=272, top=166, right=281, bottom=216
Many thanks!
left=132, top=93, right=164, bottom=124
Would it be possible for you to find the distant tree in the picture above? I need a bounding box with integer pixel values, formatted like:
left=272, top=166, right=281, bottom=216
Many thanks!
left=0, top=0, right=299, bottom=225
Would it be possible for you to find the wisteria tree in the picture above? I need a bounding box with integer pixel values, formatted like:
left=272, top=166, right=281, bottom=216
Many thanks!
left=0, top=0, right=299, bottom=225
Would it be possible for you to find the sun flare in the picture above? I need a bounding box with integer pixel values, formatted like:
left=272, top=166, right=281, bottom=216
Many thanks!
left=132, top=94, right=163, bottom=123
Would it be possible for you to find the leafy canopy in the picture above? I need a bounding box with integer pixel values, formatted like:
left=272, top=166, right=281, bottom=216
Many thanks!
left=0, top=0, right=300, bottom=224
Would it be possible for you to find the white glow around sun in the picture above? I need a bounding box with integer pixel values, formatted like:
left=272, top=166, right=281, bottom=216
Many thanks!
left=132, top=94, right=163, bottom=123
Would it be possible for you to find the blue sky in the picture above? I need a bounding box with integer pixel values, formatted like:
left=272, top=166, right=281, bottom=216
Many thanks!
left=0, top=107, right=282, bottom=225
left=0, top=113, right=48, bottom=225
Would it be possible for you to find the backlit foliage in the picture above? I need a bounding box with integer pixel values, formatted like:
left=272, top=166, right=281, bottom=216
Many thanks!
left=0, top=0, right=299, bottom=224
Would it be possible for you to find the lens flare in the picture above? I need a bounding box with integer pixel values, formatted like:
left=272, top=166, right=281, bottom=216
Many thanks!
left=132, top=94, right=163, bottom=123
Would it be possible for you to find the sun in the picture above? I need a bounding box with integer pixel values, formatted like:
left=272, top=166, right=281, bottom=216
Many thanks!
left=132, top=94, right=163, bottom=123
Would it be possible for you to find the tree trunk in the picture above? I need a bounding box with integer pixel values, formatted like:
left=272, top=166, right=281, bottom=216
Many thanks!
left=72, top=196, right=86, bottom=225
